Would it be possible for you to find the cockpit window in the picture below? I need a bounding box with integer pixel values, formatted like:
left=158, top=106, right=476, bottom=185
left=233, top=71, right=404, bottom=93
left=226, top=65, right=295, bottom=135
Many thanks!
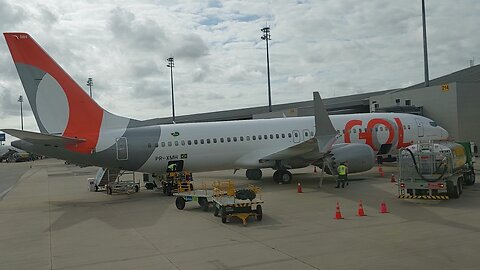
left=429, top=121, right=438, bottom=127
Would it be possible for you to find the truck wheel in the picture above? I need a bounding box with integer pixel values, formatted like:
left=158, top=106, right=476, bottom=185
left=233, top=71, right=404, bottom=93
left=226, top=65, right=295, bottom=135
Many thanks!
left=458, top=177, right=463, bottom=195
left=256, top=205, right=263, bottom=221
left=198, top=197, right=209, bottom=212
left=447, top=181, right=459, bottom=199
left=175, top=197, right=186, bottom=210
left=221, top=207, right=227, bottom=223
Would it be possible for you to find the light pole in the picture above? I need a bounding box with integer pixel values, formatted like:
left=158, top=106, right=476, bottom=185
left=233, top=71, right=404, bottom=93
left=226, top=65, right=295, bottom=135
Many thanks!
left=86, top=77, right=93, bottom=98
left=18, top=95, right=23, bottom=130
left=261, top=26, right=272, bottom=112
left=422, top=0, right=429, bottom=87
left=166, top=57, right=175, bottom=123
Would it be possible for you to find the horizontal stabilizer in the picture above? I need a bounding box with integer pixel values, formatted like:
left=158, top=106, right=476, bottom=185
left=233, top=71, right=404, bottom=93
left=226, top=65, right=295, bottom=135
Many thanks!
left=2, top=129, right=86, bottom=146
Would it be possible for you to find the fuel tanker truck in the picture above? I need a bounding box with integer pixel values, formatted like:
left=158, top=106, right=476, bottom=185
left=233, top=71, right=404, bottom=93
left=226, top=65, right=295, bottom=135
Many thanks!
left=398, top=141, right=476, bottom=199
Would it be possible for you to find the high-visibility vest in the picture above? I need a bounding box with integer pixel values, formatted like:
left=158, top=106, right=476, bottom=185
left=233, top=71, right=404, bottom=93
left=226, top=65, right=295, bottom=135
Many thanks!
left=337, top=165, right=347, bottom=176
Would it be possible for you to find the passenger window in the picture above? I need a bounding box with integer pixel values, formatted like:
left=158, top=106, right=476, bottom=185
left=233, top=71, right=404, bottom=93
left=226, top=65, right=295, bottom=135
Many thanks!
left=375, top=127, right=378, bottom=132
left=353, top=129, right=356, bottom=133
left=233, top=137, right=237, bottom=142
left=168, top=141, right=172, bottom=147
left=240, top=136, right=244, bottom=141
left=253, top=136, right=256, bottom=140
left=403, top=125, right=406, bottom=130
left=380, top=127, right=383, bottom=131
left=161, top=142, right=166, bottom=147
left=187, top=140, right=191, bottom=145
left=220, top=138, right=224, bottom=143
left=213, top=138, right=217, bottom=143
left=294, top=133, right=298, bottom=138
left=181, top=140, right=185, bottom=146
left=288, top=133, right=292, bottom=138
left=194, top=140, right=198, bottom=145
left=175, top=141, right=179, bottom=146
left=264, top=135, right=268, bottom=139
left=408, top=125, right=411, bottom=130
left=305, top=131, right=308, bottom=137
left=276, top=134, right=279, bottom=139
left=246, top=136, right=250, bottom=141
left=270, top=134, right=273, bottom=139
left=282, top=134, right=285, bottom=138
left=206, top=139, right=211, bottom=144
left=200, top=139, right=204, bottom=144
left=227, top=137, right=231, bottom=142
left=258, top=135, right=262, bottom=140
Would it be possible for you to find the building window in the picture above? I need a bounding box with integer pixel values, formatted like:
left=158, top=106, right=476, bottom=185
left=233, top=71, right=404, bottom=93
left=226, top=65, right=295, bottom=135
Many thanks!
left=374, top=103, right=379, bottom=109
left=405, top=99, right=411, bottom=106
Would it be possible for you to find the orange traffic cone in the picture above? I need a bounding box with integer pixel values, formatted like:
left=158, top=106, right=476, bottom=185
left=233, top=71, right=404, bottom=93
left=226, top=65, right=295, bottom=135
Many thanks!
left=314, top=166, right=317, bottom=173
left=390, top=173, right=396, bottom=183
left=357, top=200, right=366, bottom=216
left=378, top=165, right=384, bottom=177
left=297, top=182, right=303, bottom=193
left=334, top=202, right=344, bottom=219
left=380, top=201, right=389, bottom=213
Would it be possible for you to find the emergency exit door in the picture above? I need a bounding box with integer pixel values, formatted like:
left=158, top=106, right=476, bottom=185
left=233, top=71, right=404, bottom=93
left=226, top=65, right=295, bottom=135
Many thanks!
left=116, top=137, right=128, bottom=160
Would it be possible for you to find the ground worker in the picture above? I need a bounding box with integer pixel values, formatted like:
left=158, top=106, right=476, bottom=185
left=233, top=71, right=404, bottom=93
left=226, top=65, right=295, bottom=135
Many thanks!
left=336, top=162, right=348, bottom=188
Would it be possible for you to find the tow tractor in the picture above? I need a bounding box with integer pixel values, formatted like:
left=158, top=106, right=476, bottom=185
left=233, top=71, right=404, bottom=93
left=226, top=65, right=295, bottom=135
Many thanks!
left=160, top=171, right=193, bottom=196
left=398, top=141, right=475, bottom=199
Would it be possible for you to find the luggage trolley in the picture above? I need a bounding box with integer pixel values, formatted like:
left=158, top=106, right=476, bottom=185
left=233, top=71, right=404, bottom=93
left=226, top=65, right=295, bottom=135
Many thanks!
left=212, top=183, right=264, bottom=225
left=173, top=183, right=223, bottom=211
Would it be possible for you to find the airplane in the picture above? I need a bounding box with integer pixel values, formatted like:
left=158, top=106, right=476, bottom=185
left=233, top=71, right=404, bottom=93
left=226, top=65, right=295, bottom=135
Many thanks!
left=1, top=33, right=449, bottom=184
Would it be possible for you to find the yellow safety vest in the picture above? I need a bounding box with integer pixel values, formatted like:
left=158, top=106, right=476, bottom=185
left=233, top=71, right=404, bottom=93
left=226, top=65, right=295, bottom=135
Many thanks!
left=337, top=165, right=347, bottom=176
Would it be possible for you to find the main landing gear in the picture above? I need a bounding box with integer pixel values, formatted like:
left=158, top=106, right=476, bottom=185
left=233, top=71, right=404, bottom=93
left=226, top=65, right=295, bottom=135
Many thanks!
left=246, top=169, right=262, bottom=180
left=273, top=170, right=292, bottom=184
left=245, top=168, right=293, bottom=184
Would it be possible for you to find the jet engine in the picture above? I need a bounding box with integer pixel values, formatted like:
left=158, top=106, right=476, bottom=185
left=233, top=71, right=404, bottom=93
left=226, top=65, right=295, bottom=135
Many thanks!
left=318, top=143, right=375, bottom=174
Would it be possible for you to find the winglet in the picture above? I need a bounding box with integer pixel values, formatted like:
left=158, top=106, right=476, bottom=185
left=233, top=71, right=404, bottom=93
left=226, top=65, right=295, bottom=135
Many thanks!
left=313, top=92, right=338, bottom=153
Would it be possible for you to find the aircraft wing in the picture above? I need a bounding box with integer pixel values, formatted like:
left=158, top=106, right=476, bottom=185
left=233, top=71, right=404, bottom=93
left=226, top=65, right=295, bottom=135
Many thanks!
left=2, top=129, right=86, bottom=146
left=259, top=92, right=338, bottom=163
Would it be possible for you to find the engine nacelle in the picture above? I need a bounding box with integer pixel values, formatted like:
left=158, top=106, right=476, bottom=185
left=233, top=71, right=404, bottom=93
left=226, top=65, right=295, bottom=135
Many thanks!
left=326, top=143, right=375, bottom=174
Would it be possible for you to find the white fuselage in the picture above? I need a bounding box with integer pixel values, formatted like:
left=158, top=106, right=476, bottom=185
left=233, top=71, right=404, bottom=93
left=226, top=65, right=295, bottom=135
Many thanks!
left=138, top=113, right=448, bottom=174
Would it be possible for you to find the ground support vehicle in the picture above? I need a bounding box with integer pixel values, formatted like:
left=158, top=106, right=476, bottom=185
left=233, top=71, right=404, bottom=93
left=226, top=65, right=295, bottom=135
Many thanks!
left=398, top=141, right=475, bottom=200
left=173, top=188, right=218, bottom=211
left=158, top=172, right=193, bottom=196
left=107, top=180, right=140, bottom=195
left=212, top=183, right=264, bottom=225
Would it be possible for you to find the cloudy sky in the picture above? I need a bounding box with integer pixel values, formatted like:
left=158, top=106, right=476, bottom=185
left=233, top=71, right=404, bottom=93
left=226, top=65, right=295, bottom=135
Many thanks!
left=0, top=0, right=479, bottom=142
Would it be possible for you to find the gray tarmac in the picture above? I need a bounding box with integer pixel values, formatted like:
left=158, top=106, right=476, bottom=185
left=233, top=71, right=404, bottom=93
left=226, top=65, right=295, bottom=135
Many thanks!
left=1, top=159, right=480, bottom=270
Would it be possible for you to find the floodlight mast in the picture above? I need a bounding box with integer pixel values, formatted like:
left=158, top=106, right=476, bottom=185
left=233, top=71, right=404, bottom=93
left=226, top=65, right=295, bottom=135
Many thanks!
left=261, top=26, right=272, bottom=112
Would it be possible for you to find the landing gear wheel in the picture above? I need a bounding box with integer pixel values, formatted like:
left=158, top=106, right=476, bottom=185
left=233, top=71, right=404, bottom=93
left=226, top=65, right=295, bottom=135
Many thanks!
left=175, top=197, right=186, bottom=210
left=198, top=197, right=209, bottom=211
left=274, top=170, right=292, bottom=184
left=256, top=205, right=263, bottom=221
left=246, top=169, right=262, bottom=180
left=221, top=207, right=227, bottom=223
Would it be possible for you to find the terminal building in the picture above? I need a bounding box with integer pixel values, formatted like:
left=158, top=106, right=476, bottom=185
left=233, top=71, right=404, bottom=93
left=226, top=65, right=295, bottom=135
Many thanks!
left=148, top=65, right=480, bottom=148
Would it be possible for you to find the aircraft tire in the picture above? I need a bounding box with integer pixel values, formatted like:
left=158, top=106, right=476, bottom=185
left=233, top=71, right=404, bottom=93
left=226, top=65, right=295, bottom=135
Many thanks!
left=198, top=197, right=209, bottom=211
left=246, top=169, right=262, bottom=180
left=273, top=170, right=281, bottom=183
left=277, top=170, right=292, bottom=184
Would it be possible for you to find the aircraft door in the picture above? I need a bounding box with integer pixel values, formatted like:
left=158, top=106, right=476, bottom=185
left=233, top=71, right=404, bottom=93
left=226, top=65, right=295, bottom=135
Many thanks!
left=292, top=130, right=301, bottom=143
left=116, top=137, right=128, bottom=160
left=415, top=118, right=424, bottom=137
